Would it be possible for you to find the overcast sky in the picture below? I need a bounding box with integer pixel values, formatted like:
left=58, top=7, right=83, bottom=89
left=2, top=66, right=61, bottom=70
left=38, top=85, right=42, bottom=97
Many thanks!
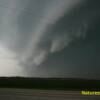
left=0, top=0, right=99, bottom=79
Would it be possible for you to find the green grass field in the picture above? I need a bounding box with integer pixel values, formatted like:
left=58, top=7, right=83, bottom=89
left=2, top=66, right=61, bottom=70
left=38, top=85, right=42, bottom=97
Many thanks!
left=0, top=77, right=99, bottom=91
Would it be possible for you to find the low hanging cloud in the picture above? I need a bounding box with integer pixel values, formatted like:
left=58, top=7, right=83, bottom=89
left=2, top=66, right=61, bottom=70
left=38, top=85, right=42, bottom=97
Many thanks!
left=0, top=0, right=100, bottom=76
left=18, top=0, right=100, bottom=75
left=18, top=0, right=84, bottom=68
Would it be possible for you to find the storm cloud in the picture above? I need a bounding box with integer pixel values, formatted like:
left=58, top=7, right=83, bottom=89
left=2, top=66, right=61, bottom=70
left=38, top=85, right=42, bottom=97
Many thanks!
left=0, top=0, right=100, bottom=78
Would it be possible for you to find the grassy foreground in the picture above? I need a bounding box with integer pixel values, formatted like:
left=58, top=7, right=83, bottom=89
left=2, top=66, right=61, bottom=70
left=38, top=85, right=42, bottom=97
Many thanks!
left=0, top=77, right=100, bottom=90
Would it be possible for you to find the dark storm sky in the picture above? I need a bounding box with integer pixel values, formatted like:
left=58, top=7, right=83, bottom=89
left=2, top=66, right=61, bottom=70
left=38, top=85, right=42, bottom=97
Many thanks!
left=0, top=0, right=99, bottom=79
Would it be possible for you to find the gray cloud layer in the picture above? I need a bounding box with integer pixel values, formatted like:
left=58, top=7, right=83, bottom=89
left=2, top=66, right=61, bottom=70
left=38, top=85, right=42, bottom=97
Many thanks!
left=0, top=0, right=100, bottom=77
